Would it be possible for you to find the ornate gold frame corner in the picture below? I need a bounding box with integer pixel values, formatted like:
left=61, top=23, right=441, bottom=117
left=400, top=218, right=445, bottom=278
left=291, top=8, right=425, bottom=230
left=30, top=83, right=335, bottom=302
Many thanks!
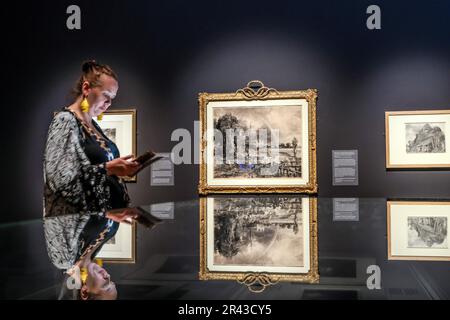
left=198, top=81, right=318, bottom=195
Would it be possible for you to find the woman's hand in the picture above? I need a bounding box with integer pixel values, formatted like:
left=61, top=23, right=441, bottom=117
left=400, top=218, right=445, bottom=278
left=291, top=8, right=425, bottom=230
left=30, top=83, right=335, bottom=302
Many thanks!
left=105, top=155, right=141, bottom=177
left=106, top=207, right=141, bottom=224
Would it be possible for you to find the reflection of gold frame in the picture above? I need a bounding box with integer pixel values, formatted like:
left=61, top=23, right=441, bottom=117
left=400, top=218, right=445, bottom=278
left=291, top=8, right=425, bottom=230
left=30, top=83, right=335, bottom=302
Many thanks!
left=100, top=222, right=137, bottom=264
left=199, top=197, right=319, bottom=292
left=385, top=110, right=450, bottom=168
left=98, top=109, right=137, bottom=182
left=198, top=81, right=318, bottom=194
left=387, top=201, right=450, bottom=261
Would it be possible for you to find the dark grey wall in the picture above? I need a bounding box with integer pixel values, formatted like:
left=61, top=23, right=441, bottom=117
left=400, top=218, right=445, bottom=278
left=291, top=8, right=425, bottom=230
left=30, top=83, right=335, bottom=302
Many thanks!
left=2, top=0, right=449, bottom=223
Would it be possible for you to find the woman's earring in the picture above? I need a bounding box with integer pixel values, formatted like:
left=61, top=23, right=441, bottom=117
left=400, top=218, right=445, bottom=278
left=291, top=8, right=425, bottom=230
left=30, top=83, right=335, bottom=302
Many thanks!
left=80, top=96, right=90, bottom=113
left=97, top=113, right=103, bottom=121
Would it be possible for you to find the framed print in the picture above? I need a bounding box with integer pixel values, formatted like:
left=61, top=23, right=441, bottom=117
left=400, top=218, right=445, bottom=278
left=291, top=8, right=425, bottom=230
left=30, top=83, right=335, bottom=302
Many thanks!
left=198, top=81, right=318, bottom=194
left=199, top=195, right=319, bottom=292
left=385, top=110, right=450, bottom=168
left=319, top=257, right=376, bottom=286
left=96, top=222, right=137, bottom=263
left=96, top=109, right=137, bottom=181
left=387, top=201, right=450, bottom=261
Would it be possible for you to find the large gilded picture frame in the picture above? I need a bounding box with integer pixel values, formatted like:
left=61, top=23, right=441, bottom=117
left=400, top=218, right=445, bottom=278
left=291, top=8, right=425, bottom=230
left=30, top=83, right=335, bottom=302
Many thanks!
left=198, top=81, right=318, bottom=194
left=199, top=195, right=319, bottom=292
left=385, top=110, right=450, bottom=168
left=387, top=200, right=450, bottom=261
left=96, top=109, right=138, bottom=182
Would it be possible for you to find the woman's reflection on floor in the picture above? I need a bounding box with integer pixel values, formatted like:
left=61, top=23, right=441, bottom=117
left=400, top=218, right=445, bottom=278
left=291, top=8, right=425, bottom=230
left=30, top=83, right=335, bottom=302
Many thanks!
left=45, top=208, right=161, bottom=300
left=45, top=213, right=128, bottom=300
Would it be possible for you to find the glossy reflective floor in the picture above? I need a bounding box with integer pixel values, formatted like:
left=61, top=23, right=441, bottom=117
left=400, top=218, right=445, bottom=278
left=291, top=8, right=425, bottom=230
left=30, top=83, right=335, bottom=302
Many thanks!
left=1, top=198, right=449, bottom=300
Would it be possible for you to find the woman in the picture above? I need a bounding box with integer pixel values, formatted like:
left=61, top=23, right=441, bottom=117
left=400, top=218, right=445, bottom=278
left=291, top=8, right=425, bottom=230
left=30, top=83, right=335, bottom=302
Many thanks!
left=43, top=60, right=141, bottom=299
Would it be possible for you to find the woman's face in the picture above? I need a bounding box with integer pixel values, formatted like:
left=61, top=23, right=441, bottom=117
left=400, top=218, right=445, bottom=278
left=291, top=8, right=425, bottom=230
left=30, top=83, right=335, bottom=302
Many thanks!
left=84, top=74, right=118, bottom=117
left=82, top=262, right=117, bottom=300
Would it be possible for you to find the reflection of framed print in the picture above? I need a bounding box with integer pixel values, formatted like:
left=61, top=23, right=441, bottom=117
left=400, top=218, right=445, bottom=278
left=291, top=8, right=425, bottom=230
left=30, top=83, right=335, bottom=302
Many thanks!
left=385, top=110, right=450, bottom=168
left=199, top=195, right=319, bottom=291
left=387, top=201, right=450, bottom=261
left=96, top=109, right=137, bottom=181
left=96, top=222, right=136, bottom=263
left=198, top=81, right=318, bottom=194
left=319, top=257, right=376, bottom=286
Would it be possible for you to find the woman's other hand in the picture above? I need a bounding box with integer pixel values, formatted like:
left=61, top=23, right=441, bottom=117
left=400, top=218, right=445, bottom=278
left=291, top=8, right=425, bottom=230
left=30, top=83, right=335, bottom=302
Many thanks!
left=105, top=155, right=141, bottom=177
left=106, top=207, right=140, bottom=224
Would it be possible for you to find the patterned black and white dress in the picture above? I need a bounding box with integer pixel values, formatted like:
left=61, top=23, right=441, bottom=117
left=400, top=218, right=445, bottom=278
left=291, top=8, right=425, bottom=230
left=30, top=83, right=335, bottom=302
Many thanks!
left=43, top=107, right=130, bottom=270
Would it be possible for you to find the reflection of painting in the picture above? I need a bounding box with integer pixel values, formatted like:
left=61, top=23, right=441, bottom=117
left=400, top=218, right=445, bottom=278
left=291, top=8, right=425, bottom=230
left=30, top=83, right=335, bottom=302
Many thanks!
left=405, top=123, right=445, bottom=153
left=213, top=107, right=302, bottom=179
left=103, top=128, right=117, bottom=143
left=106, top=236, right=116, bottom=245
left=213, top=197, right=303, bottom=267
left=198, top=81, right=318, bottom=194
left=200, top=195, right=319, bottom=290
left=408, top=217, right=447, bottom=248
